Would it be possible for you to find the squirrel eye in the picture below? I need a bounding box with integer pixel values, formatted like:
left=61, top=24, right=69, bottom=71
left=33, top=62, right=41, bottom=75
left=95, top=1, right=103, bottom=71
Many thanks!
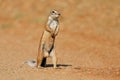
left=51, top=10, right=55, bottom=14
left=52, top=11, right=55, bottom=13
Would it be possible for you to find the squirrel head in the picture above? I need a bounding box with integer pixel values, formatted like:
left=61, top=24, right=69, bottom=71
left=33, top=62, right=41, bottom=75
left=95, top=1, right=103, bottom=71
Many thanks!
left=49, top=10, right=60, bottom=20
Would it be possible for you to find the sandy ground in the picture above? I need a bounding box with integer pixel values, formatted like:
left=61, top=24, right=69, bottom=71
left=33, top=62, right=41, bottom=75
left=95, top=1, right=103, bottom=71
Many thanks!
left=0, top=0, right=120, bottom=80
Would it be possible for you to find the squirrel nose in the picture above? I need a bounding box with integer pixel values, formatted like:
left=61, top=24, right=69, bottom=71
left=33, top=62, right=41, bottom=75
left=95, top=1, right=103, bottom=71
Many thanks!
left=58, top=13, right=60, bottom=16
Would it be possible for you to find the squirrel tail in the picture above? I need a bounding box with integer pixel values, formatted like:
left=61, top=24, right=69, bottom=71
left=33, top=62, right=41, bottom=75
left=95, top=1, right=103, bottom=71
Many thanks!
left=24, top=59, right=37, bottom=68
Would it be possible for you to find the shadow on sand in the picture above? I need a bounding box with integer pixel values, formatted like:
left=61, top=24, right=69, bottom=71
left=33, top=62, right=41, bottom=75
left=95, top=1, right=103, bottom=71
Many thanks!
left=46, top=64, right=72, bottom=68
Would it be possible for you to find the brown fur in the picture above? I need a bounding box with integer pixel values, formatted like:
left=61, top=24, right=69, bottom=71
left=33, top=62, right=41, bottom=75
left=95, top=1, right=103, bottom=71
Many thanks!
left=36, top=10, right=60, bottom=68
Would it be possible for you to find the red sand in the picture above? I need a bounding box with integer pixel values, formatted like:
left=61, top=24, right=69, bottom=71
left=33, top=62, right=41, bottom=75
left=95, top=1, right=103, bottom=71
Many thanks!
left=0, top=0, right=120, bottom=80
